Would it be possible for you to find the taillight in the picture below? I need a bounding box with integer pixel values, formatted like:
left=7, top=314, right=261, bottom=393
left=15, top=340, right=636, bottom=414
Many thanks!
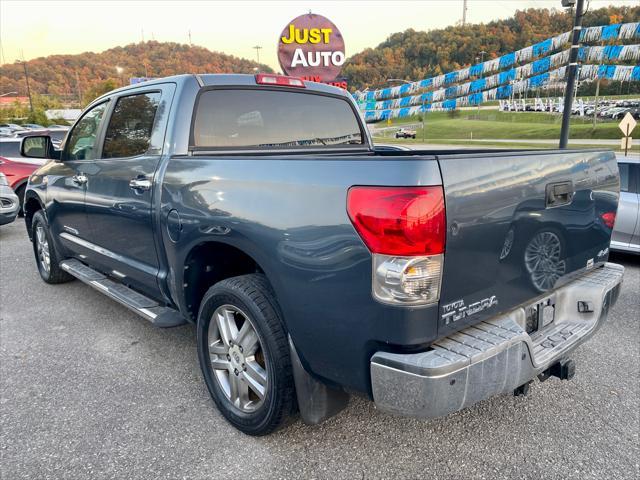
left=347, top=186, right=446, bottom=306
left=255, top=74, right=306, bottom=88
left=347, top=186, right=445, bottom=256
left=601, top=211, right=616, bottom=229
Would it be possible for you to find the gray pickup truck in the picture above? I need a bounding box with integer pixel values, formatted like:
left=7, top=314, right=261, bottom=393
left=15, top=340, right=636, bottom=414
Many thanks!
left=21, top=74, right=623, bottom=435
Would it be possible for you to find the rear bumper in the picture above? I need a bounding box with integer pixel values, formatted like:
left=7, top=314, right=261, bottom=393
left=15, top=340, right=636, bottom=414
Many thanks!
left=370, top=262, right=624, bottom=418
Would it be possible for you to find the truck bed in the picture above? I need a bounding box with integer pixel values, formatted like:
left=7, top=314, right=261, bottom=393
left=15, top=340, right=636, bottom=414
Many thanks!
left=162, top=148, right=618, bottom=394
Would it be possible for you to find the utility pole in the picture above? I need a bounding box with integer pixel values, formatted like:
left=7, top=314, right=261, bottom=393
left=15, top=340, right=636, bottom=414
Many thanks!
left=75, top=70, right=83, bottom=106
left=253, top=45, right=262, bottom=64
left=188, top=30, right=192, bottom=46
left=559, top=0, right=585, bottom=149
left=21, top=55, right=34, bottom=113
left=462, top=0, right=468, bottom=26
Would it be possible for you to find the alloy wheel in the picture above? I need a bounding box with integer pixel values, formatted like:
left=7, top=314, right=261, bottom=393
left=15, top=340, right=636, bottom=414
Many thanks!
left=207, top=304, right=268, bottom=413
left=35, top=226, right=51, bottom=274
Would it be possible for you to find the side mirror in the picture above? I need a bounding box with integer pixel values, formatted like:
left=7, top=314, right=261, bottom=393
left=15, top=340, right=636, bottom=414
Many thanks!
left=20, top=135, right=60, bottom=160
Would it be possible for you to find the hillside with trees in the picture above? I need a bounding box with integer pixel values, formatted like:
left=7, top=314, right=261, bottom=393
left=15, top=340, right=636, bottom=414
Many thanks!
left=0, top=41, right=272, bottom=105
left=342, top=5, right=640, bottom=91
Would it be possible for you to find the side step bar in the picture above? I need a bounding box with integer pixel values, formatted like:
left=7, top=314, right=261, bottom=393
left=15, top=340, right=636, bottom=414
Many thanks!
left=60, top=258, right=187, bottom=328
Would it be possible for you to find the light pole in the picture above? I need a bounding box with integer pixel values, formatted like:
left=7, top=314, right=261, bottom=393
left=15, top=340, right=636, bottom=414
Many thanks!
left=559, top=0, right=585, bottom=149
left=386, top=78, right=426, bottom=142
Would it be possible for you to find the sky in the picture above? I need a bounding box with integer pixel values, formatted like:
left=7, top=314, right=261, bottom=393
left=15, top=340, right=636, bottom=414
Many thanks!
left=1, top=0, right=637, bottom=71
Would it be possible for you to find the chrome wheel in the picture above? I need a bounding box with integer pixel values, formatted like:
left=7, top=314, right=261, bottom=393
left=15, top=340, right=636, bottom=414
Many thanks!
left=35, top=226, right=51, bottom=274
left=208, top=304, right=268, bottom=413
left=524, top=231, right=565, bottom=292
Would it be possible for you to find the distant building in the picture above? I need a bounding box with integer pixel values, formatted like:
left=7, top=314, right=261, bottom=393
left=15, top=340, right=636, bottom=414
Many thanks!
left=45, top=109, right=82, bottom=122
left=0, top=96, right=29, bottom=108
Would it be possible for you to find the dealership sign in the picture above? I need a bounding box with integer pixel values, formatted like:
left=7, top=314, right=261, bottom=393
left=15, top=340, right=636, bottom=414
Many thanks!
left=277, top=13, right=346, bottom=88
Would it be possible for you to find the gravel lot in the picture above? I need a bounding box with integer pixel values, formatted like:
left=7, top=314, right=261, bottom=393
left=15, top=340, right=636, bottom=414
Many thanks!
left=1, top=220, right=638, bottom=480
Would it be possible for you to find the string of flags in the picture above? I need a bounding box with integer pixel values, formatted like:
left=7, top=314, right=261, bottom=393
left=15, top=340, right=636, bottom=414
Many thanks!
left=354, top=22, right=640, bottom=103
left=361, top=64, right=640, bottom=122
left=358, top=45, right=640, bottom=112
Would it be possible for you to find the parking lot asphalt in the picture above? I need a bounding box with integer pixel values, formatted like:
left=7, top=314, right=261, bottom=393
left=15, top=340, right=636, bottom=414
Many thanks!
left=1, top=219, right=638, bottom=480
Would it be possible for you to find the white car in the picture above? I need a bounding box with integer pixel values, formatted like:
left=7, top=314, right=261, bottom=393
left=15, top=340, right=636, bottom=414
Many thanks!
left=611, top=156, right=640, bottom=254
left=0, top=173, right=19, bottom=225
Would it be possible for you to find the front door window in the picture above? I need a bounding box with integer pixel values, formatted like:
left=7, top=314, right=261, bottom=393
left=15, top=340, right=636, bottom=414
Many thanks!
left=65, top=102, right=108, bottom=161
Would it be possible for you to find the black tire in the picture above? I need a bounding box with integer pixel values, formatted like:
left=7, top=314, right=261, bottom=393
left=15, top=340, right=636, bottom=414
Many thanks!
left=197, top=274, right=297, bottom=435
left=31, top=210, right=74, bottom=284
left=15, top=184, right=26, bottom=217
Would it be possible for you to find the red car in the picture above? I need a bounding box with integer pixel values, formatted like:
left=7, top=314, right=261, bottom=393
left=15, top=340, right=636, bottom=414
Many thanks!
left=0, top=155, right=46, bottom=215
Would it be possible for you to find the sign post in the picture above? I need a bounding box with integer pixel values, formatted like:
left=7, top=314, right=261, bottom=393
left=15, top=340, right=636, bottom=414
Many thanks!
left=618, top=112, right=637, bottom=157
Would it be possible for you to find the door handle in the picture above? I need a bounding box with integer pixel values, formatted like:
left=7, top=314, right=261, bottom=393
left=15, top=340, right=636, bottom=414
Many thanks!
left=545, top=181, right=574, bottom=208
left=72, top=173, right=87, bottom=185
left=129, top=177, right=152, bottom=191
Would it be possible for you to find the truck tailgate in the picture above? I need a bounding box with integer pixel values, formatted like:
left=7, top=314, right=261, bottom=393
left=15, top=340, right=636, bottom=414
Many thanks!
left=436, top=150, right=619, bottom=337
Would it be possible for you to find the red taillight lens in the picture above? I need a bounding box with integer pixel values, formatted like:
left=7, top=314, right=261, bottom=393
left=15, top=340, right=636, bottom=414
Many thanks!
left=347, top=186, right=446, bottom=256
left=255, top=74, right=306, bottom=88
left=601, top=212, right=616, bottom=229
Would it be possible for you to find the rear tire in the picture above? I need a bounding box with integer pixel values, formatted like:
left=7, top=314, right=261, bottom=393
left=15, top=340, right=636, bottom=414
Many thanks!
left=197, top=274, right=297, bottom=435
left=31, top=210, right=74, bottom=284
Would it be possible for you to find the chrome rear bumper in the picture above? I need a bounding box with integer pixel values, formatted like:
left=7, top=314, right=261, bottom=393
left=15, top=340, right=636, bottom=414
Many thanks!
left=370, top=262, right=624, bottom=418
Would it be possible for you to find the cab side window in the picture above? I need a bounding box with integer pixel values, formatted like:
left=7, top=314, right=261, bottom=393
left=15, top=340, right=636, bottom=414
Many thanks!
left=628, top=164, right=639, bottom=194
left=101, top=92, right=161, bottom=159
left=65, top=102, right=108, bottom=161
left=619, top=163, right=630, bottom=192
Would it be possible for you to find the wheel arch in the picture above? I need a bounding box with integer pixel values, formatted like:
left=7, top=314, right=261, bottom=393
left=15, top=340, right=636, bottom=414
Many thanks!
left=23, top=191, right=45, bottom=241
left=180, top=240, right=280, bottom=325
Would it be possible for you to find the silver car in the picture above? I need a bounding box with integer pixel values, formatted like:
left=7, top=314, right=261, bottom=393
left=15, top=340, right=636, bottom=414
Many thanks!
left=0, top=173, right=20, bottom=226
left=611, top=156, right=640, bottom=254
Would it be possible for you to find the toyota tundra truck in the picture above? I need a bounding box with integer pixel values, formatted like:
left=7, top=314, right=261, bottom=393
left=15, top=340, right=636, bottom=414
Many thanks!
left=21, top=74, right=623, bottom=435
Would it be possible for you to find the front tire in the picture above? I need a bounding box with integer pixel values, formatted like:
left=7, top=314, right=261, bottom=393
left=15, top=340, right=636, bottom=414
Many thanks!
left=31, top=210, right=74, bottom=284
left=197, top=274, right=296, bottom=435
left=15, top=184, right=26, bottom=217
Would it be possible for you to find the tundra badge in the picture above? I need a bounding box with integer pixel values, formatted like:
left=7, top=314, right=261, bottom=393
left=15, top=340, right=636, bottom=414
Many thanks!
left=441, top=295, right=499, bottom=325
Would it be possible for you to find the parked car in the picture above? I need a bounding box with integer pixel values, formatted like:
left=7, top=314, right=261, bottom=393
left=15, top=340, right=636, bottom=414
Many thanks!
left=0, top=155, right=46, bottom=214
left=0, top=123, right=26, bottom=132
left=0, top=173, right=19, bottom=225
left=22, top=123, right=45, bottom=130
left=395, top=127, right=416, bottom=139
left=47, top=124, right=69, bottom=130
left=11, top=128, right=66, bottom=145
left=612, top=108, right=640, bottom=120
left=21, top=73, right=623, bottom=435
left=610, top=155, right=639, bottom=254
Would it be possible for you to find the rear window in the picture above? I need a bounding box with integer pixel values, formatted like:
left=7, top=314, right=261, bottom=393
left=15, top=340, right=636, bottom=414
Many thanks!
left=192, top=89, right=363, bottom=150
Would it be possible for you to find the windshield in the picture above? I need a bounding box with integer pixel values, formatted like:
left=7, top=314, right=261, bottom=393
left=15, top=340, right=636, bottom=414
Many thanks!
left=192, top=89, right=363, bottom=150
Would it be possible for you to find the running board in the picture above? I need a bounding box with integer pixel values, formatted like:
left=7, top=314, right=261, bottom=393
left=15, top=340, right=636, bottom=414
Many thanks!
left=60, top=258, right=187, bottom=328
